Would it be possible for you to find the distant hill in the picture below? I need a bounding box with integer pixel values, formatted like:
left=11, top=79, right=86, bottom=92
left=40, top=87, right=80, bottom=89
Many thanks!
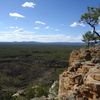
left=45, top=42, right=84, bottom=46
left=0, top=42, right=84, bottom=46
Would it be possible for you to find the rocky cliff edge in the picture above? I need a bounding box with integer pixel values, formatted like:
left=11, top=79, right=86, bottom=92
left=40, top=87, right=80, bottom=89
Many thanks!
left=58, top=46, right=100, bottom=100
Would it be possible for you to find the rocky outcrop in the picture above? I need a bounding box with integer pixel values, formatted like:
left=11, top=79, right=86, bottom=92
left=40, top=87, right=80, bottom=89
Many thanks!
left=59, top=46, right=100, bottom=100
left=69, top=46, right=100, bottom=66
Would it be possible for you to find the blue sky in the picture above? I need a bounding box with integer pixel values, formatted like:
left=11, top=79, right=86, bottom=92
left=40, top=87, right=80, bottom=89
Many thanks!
left=0, top=0, right=100, bottom=42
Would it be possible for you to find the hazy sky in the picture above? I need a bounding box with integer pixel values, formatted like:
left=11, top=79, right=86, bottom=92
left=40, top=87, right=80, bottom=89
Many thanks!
left=0, top=0, right=100, bottom=42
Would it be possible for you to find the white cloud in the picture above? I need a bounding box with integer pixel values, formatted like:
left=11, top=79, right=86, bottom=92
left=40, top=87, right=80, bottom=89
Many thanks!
left=34, top=27, right=40, bottom=30
left=96, top=30, right=100, bottom=33
left=45, top=26, right=50, bottom=29
left=9, top=26, right=15, bottom=29
left=9, top=26, right=18, bottom=29
left=0, top=31, right=81, bottom=42
left=9, top=12, right=25, bottom=18
left=22, top=2, right=36, bottom=8
left=55, top=29, right=59, bottom=31
left=35, top=21, right=46, bottom=25
left=14, top=28, right=24, bottom=33
left=9, top=26, right=24, bottom=32
left=70, top=22, right=85, bottom=27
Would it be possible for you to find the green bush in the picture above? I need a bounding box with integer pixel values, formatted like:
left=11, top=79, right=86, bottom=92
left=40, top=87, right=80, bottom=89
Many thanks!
left=25, top=85, right=48, bottom=99
left=25, top=87, right=35, bottom=99
left=0, top=91, right=13, bottom=100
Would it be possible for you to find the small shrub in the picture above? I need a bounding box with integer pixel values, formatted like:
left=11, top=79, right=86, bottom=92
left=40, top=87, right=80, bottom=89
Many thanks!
left=0, top=91, right=13, bottom=100
left=25, top=84, right=48, bottom=99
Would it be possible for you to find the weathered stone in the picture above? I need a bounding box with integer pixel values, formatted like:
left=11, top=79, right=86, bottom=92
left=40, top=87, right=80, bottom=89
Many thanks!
left=12, top=90, right=24, bottom=97
left=83, top=50, right=92, bottom=61
left=91, top=57, right=100, bottom=64
left=58, top=47, right=100, bottom=100
left=48, top=81, right=58, bottom=99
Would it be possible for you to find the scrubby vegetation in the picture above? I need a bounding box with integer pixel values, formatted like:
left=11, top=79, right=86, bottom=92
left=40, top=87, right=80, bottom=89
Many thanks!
left=82, top=31, right=99, bottom=47
left=0, top=42, right=81, bottom=99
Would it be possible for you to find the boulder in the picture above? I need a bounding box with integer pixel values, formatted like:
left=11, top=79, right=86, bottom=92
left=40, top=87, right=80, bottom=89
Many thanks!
left=48, top=81, right=58, bottom=99
left=91, top=57, right=100, bottom=64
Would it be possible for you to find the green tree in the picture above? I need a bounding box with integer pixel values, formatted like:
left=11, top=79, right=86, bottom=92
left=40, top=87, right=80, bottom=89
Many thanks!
left=80, top=7, right=100, bottom=38
left=82, top=31, right=93, bottom=47
left=91, top=34, right=98, bottom=45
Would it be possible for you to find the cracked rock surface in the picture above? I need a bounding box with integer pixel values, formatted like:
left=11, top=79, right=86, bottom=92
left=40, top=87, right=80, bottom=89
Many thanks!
left=58, top=46, right=100, bottom=100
